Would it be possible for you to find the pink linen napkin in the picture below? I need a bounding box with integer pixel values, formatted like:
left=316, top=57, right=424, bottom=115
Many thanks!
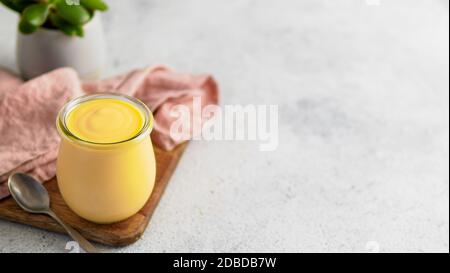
left=0, top=66, right=219, bottom=200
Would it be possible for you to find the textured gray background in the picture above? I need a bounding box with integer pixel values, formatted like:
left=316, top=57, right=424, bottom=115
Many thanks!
left=0, top=0, right=448, bottom=253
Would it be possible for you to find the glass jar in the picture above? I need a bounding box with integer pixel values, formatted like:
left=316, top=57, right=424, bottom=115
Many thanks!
left=56, top=93, right=156, bottom=224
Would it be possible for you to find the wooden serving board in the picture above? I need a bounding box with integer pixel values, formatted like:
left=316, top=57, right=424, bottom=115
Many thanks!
left=0, top=143, right=188, bottom=247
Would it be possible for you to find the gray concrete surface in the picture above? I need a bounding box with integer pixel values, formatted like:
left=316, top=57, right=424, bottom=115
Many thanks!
left=0, top=0, right=448, bottom=252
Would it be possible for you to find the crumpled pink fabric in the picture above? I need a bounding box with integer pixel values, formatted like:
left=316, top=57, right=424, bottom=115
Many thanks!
left=0, top=66, right=219, bottom=200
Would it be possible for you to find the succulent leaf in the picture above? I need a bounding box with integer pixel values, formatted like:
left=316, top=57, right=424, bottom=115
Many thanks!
left=18, top=17, right=37, bottom=34
left=50, top=13, right=84, bottom=37
left=55, top=0, right=91, bottom=25
left=22, top=3, right=50, bottom=27
left=80, top=0, right=108, bottom=11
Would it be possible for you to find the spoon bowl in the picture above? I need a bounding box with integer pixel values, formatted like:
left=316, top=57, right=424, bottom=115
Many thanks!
left=7, top=173, right=99, bottom=253
left=8, top=173, right=50, bottom=213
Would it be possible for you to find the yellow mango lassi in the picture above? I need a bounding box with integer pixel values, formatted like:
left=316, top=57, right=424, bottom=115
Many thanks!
left=56, top=94, right=156, bottom=224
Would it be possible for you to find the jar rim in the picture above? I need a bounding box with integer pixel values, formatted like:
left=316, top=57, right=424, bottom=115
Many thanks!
left=57, top=93, right=153, bottom=146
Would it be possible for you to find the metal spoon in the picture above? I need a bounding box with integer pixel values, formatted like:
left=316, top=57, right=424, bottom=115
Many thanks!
left=8, top=173, right=99, bottom=253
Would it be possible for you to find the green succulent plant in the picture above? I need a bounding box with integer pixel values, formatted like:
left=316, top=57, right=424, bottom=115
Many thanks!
left=0, top=0, right=108, bottom=37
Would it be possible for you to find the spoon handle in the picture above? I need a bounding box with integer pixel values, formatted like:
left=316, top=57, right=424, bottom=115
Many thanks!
left=46, top=210, right=100, bottom=253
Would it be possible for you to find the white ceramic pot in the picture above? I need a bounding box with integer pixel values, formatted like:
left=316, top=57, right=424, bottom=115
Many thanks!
left=16, top=14, right=106, bottom=80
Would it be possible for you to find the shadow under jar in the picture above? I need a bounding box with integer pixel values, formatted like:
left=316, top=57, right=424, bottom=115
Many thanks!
left=56, top=94, right=156, bottom=224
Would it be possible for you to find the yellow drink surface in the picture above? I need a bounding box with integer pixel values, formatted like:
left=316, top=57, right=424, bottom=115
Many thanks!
left=66, top=98, right=144, bottom=143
